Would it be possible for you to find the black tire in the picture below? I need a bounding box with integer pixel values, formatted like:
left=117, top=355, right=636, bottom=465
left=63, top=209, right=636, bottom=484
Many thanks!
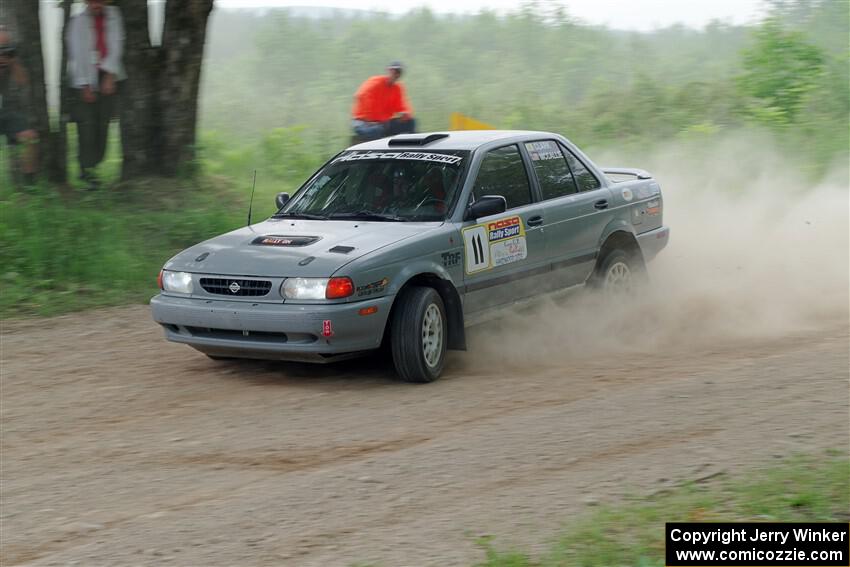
left=592, top=248, right=645, bottom=295
left=390, top=286, right=447, bottom=383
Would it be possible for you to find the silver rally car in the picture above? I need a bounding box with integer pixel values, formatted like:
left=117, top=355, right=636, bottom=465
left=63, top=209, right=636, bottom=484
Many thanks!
left=151, top=130, right=669, bottom=382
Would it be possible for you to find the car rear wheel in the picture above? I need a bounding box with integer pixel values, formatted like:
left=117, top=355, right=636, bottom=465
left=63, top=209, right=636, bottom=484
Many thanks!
left=390, top=286, right=447, bottom=383
left=594, top=249, right=644, bottom=295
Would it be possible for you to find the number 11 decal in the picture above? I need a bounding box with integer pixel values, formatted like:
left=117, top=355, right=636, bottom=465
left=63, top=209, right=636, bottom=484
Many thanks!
left=463, top=226, right=489, bottom=273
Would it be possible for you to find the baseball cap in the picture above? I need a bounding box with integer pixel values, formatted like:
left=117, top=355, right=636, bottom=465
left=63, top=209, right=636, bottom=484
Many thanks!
left=388, top=61, right=404, bottom=70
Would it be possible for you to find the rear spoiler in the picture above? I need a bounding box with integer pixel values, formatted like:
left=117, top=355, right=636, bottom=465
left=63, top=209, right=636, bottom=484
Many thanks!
left=602, top=167, right=653, bottom=180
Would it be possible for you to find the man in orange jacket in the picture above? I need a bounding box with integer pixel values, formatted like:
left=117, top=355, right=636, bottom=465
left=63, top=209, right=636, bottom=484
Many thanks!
left=351, top=61, right=416, bottom=142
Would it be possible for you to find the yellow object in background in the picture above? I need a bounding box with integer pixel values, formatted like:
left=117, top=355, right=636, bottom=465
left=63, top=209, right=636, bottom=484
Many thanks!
left=449, top=112, right=495, bottom=130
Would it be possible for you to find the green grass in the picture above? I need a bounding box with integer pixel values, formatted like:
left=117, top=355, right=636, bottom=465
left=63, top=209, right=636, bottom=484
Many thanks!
left=474, top=452, right=850, bottom=567
left=0, top=125, right=325, bottom=318
left=0, top=175, right=243, bottom=317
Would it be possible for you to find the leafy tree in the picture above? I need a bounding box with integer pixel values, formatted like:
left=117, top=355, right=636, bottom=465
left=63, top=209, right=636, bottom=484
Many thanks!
left=737, top=17, right=824, bottom=126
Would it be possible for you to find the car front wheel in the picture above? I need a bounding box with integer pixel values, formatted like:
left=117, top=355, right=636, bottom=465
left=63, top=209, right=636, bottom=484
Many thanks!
left=390, top=286, right=447, bottom=383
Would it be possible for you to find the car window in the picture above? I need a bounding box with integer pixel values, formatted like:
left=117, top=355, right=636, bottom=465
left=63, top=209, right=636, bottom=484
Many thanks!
left=472, top=145, right=533, bottom=210
left=560, top=144, right=601, bottom=192
left=525, top=140, right=579, bottom=199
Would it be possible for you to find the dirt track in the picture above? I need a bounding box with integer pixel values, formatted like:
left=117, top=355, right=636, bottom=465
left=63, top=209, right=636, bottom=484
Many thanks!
left=1, top=302, right=848, bottom=566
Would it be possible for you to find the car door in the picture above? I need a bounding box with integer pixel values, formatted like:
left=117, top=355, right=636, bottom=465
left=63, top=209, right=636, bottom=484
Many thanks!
left=523, top=139, right=612, bottom=289
left=559, top=143, right=614, bottom=274
left=461, top=144, right=547, bottom=314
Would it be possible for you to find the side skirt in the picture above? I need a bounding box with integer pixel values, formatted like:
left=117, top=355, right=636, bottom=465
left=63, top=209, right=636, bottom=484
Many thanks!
left=462, top=282, right=586, bottom=328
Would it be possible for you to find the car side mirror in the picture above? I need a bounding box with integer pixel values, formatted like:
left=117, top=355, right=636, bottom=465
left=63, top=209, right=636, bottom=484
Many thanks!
left=275, top=192, right=290, bottom=209
left=465, top=195, right=507, bottom=221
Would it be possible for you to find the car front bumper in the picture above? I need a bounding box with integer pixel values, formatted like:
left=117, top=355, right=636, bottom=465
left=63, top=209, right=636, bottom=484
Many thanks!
left=150, top=294, right=394, bottom=362
left=636, top=225, right=669, bottom=262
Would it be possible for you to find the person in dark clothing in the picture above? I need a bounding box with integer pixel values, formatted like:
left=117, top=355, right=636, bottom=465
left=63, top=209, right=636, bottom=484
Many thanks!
left=0, top=29, right=38, bottom=186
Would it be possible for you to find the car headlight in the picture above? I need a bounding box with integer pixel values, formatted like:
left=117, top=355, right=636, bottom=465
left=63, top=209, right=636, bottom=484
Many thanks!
left=161, top=270, right=194, bottom=294
left=281, top=277, right=354, bottom=300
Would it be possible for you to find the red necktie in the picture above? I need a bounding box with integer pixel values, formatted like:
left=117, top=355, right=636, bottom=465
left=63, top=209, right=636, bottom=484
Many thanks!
left=95, top=14, right=108, bottom=64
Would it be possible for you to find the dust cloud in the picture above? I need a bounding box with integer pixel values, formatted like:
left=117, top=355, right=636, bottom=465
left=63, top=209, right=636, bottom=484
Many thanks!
left=466, top=132, right=850, bottom=369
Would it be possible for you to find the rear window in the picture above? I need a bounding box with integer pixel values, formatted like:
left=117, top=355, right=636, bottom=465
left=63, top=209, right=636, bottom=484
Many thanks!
left=560, top=144, right=601, bottom=192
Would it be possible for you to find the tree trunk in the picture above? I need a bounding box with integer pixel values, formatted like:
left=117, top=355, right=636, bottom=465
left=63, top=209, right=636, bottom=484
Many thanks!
left=12, top=0, right=50, bottom=180
left=44, top=0, right=70, bottom=184
left=119, top=0, right=161, bottom=180
left=158, top=0, right=213, bottom=176
left=120, top=0, right=214, bottom=180
left=9, top=0, right=73, bottom=185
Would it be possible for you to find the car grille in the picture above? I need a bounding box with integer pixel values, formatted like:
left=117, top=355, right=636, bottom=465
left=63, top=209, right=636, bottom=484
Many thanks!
left=199, top=278, right=272, bottom=297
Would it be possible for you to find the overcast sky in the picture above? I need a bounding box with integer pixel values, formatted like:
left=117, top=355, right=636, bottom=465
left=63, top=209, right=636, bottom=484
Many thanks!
left=215, top=0, right=768, bottom=31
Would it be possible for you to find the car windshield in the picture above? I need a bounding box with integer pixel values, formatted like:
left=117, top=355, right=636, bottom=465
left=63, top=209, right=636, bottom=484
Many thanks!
left=278, top=150, right=469, bottom=222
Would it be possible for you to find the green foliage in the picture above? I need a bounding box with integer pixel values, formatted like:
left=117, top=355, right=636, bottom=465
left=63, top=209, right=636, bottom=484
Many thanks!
left=260, top=127, right=323, bottom=181
left=197, top=127, right=331, bottom=221
left=737, top=17, right=825, bottom=126
left=201, top=5, right=754, bottom=144
left=1, top=124, right=335, bottom=318
left=474, top=453, right=849, bottom=567
left=0, top=176, right=240, bottom=316
left=199, top=1, right=847, bottom=173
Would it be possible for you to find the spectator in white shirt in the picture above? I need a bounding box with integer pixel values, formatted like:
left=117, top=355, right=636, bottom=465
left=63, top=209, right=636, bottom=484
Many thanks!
left=66, top=0, right=125, bottom=187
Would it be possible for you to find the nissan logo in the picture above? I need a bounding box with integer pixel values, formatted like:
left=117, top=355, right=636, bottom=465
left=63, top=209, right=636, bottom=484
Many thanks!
left=228, top=281, right=241, bottom=294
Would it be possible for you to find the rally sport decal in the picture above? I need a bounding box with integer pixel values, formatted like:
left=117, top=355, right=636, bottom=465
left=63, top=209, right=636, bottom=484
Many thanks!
left=462, top=215, right=527, bottom=274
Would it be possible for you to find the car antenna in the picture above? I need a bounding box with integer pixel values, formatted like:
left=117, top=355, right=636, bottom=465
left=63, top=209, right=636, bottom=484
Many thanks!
left=247, top=170, right=257, bottom=226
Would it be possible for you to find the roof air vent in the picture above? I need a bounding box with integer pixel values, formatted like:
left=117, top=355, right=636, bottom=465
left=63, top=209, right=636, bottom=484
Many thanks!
left=387, top=133, right=450, bottom=146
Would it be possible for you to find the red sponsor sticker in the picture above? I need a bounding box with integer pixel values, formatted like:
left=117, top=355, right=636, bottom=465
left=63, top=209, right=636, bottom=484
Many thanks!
left=262, top=237, right=293, bottom=245
left=487, top=216, right=520, bottom=231
left=322, top=320, right=333, bottom=337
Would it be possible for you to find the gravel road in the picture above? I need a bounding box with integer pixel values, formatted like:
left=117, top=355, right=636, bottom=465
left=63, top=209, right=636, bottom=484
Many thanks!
left=2, top=302, right=847, bottom=566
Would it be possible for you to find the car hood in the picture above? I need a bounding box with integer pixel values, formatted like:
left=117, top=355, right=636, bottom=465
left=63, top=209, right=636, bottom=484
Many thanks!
left=164, top=218, right=441, bottom=277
